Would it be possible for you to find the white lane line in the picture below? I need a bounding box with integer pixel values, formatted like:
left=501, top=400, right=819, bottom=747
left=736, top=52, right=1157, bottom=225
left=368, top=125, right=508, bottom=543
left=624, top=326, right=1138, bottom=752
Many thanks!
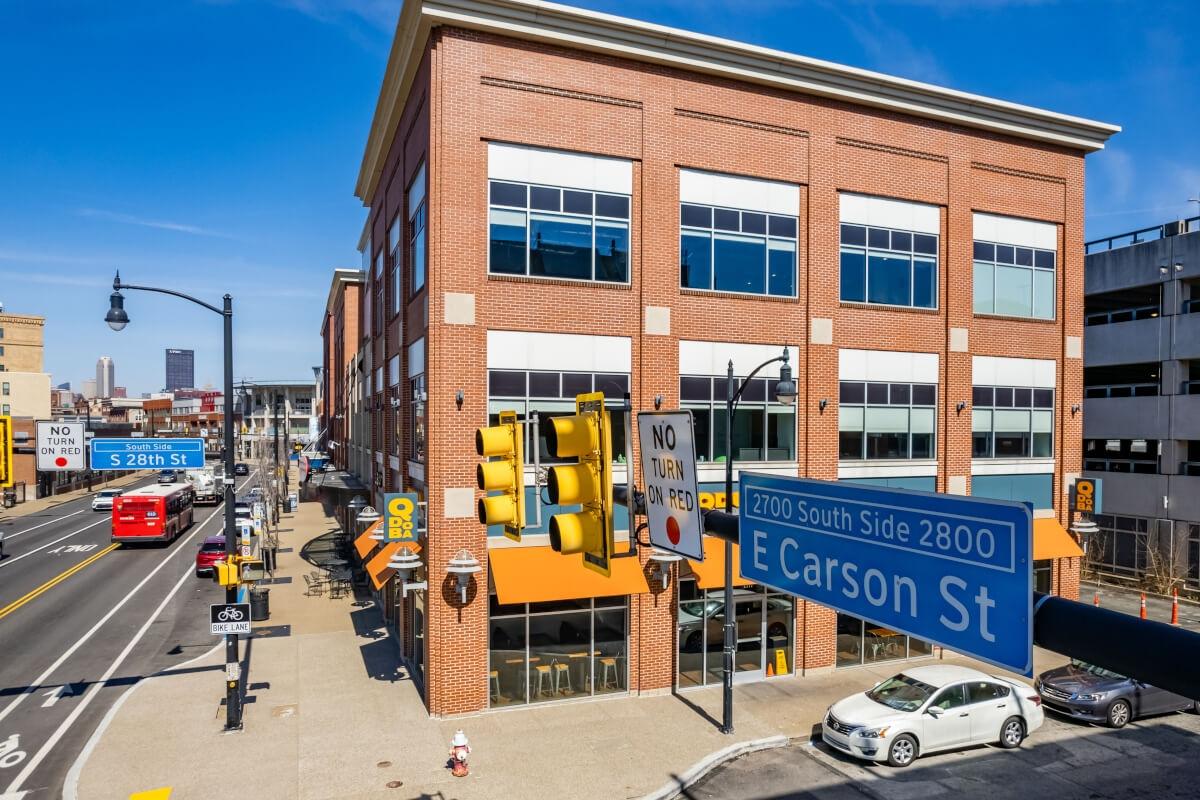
left=0, top=519, right=110, bottom=571
left=1, top=509, right=86, bottom=541
left=0, top=473, right=256, bottom=728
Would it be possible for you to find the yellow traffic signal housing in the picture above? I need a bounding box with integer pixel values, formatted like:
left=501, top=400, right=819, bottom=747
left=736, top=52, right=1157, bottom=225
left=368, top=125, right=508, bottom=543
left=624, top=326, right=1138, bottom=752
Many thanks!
left=546, top=392, right=614, bottom=576
left=213, top=559, right=240, bottom=587
left=0, top=415, right=11, bottom=489
left=476, top=410, right=525, bottom=541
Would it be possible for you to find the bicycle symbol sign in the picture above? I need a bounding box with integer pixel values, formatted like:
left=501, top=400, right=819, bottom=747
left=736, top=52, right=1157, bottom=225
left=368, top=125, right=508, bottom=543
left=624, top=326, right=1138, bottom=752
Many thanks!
left=209, top=603, right=251, bottom=635
left=0, top=734, right=26, bottom=769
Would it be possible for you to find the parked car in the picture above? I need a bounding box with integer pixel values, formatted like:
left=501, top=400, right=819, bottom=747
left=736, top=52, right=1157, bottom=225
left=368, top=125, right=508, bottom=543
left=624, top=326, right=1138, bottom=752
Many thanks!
left=157, top=469, right=178, bottom=484
left=233, top=501, right=253, bottom=525
left=234, top=463, right=249, bottom=476
left=195, top=536, right=227, bottom=577
left=822, top=665, right=1044, bottom=768
left=1036, top=659, right=1200, bottom=728
left=91, top=488, right=123, bottom=511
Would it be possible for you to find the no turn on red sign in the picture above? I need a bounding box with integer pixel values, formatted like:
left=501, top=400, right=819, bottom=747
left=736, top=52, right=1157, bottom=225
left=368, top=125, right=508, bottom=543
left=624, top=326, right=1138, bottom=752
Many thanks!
left=637, top=411, right=704, bottom=561
left=36, top=421, right=85, bottom=471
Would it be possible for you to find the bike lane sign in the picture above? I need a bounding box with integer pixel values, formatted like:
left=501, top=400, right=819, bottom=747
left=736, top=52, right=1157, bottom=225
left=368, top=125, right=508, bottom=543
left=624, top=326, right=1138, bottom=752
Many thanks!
left=210, top=603, right=251, bottom=635
left=738, top=473, right=1033, bottom=675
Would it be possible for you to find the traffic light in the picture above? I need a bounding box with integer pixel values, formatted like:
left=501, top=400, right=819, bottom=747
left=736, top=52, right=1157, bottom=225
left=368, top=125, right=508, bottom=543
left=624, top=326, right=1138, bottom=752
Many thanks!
left=0, top=416, right=11, bottom=489
left=476, top=410, right=525, bottom=541
left=213, top=559, right=240, bottom=587
left=546, top=392, right=614, bottom=576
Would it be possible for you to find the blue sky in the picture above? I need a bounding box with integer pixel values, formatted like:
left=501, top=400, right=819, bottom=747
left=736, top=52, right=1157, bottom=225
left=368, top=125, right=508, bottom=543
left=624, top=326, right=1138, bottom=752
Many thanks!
left=2, top=0, right=1197, bottom=396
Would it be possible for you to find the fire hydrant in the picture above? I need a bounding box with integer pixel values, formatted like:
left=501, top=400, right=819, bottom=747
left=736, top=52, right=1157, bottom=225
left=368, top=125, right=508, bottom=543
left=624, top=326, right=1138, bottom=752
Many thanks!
left=449, top=730, right=471, bottom=777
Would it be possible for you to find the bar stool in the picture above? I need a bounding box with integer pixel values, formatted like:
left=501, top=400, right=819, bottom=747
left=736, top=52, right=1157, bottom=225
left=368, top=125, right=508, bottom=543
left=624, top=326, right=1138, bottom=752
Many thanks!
left=597, top=657, right=618, bottom=691
left=489, top=670, right=501, bottom=702
left=551, top=661, right=572, bottom=695
left=533, top=664, right=553, bottom=698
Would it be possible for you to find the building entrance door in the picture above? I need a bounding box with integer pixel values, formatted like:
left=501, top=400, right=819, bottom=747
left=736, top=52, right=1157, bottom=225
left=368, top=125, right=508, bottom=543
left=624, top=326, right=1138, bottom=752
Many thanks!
left=411, top=591, right=426, bottom=691
left=732, top=595, right=764, bottom=684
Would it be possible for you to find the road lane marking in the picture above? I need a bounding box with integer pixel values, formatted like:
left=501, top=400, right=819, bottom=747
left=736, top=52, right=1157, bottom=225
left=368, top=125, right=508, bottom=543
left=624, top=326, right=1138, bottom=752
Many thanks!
left=0, top=472, right=257, bottom=730
left=0, top=519, right=110, bottom=571
left=1, top=509, right=86, bottom=541
left=0, top=545, right=119, bottom=621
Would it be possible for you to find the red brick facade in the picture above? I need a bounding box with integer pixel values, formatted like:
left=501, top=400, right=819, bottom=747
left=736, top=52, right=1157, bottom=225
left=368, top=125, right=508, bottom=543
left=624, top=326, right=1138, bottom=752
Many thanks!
left=344, top=6, right=1110, bottom=716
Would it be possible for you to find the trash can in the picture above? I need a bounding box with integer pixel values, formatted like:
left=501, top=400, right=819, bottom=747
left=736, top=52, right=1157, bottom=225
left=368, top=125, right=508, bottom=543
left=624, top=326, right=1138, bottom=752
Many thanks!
left=249, top=587, right=270, bottom=621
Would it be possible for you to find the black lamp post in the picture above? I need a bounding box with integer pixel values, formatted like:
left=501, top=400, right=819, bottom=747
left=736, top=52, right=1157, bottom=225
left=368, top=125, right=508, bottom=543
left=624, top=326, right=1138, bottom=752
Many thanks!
left=720, top=348, right=797, bottom=735
left=106, top=270, right=243, bottom=731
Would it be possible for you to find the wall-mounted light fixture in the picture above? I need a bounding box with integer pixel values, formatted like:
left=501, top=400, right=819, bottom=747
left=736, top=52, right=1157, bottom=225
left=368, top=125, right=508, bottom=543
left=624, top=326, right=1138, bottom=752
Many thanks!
left=1175, top=262, right=1184, bottom=272
left=447, top=549, right=482, bottom=603
left=654, top=394, right=663, bottom=410
left=389, top=546, right=426, bottom=596
left=647, top=548, right=683, bottom=589
left=818, top=398, right=827, bottom=413
left=1160, top=263, right=1170, bottom=276
left=1071, top=403, right=1081, bottom=416
left=956, top=401, right=967, bottom=414
left=455, top=390, right=464, bottom=409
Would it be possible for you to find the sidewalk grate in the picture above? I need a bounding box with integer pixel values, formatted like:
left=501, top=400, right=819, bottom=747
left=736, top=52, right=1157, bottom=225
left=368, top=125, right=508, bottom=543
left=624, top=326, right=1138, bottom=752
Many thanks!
left=252, top=625, right=292, bottom=639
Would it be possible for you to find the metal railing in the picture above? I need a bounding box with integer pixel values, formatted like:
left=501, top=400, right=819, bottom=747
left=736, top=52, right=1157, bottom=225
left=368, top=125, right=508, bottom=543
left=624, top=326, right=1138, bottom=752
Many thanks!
left=1086, top=216, right=1200, bottom=254
left=1084, top=305, right=1160, bottom=326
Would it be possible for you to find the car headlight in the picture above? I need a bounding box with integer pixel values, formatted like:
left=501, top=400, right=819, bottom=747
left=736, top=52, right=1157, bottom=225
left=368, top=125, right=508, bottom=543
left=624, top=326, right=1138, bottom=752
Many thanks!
left=857, top=726, right=889, bottom=739
left=1076, top=692, right=1107, bottom=701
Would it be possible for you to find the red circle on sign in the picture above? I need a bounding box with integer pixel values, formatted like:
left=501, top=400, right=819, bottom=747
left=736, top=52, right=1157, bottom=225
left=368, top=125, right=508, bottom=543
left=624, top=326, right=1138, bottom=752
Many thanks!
left=55, top=456, right=68, bottom=467
left=666, top=516, right=681, bottom=545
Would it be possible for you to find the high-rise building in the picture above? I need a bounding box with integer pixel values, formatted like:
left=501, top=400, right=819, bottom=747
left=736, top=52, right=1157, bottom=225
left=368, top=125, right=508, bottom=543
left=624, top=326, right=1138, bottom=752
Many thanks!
left=113, top=386, right=127, bottom=399
left=96, top=356, right=114, bottom=398
left=165, top=348, right=194, bottom=392
left=81, top=378, right=96, bottom=399
left=56, top=381, right=71, bottom=390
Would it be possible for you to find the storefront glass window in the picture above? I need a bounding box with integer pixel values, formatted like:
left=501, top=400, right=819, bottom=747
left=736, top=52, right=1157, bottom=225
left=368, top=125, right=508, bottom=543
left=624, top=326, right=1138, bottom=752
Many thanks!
left=676, top=581, right=794, bottom=688
left=836, top=612, right=931, bottom=668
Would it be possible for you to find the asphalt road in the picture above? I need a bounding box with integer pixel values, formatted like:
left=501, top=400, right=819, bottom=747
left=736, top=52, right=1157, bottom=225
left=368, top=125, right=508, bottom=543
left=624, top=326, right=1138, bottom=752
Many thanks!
left=689, top=705, right=1200, bottom=800
left=0, top=471, right=257, bottom=799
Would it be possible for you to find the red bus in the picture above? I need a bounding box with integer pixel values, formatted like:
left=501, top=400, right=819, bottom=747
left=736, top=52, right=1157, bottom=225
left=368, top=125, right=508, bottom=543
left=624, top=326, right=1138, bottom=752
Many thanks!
left=112, top=484, right=196, bottom=544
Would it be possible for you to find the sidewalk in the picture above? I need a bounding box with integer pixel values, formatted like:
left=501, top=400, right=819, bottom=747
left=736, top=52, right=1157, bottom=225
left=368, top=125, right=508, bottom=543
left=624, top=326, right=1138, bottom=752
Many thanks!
left=0, top=471, right=150, bottom=522
left=75, top=492, right=1070, bottom=800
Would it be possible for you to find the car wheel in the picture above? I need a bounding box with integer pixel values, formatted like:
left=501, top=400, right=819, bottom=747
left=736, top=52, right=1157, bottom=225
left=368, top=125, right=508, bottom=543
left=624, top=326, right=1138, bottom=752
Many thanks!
left=886, top=734, right=918, bottom=768
left=998, top=716, right=1025, bottom=748
left=1192, top=700, right=1200, bottom=715
left=1107, top=699, right=1132, bottom=729
left=684, top=631, right=702, bottom=652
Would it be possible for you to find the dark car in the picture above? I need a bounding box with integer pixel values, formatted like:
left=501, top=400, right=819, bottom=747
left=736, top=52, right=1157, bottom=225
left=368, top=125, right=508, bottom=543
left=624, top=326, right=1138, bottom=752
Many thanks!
left=234, top=463, right=249, bottom=476
left=195, top=536, right=227, bottom=577
left=1036, top=659, right=1199, bottom=728
left=157, top=469, right=178, bottom=484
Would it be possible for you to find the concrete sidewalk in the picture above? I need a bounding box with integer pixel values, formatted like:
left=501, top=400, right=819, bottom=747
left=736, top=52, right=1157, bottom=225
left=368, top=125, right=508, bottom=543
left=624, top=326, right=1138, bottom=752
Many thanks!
left=0, top=471, right=150, bottom=522
left=75, top=493, right=1069, bottom=800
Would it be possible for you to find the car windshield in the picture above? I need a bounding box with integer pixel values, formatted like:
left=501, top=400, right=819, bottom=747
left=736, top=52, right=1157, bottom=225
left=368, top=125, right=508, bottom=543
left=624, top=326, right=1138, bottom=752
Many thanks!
left=866, top=674, right=936, bottom=712
left=1070, top=659, right=1127, bottom=680
left=101, top=490, right=121, bottom=497
left=201, top=541, right=226, bottom=553
left=680, top=600, right=719, bottom=619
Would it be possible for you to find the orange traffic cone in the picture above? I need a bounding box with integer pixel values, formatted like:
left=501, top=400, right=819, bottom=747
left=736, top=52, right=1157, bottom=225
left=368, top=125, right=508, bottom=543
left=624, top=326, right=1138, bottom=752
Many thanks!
left=1093, top=592, right=1100, bottom=607
left=766, top=661, right=775, bottom=677
left=1140, top=593, right=1147, bottom=620
left=1171, top=589, right=1179, bottom=625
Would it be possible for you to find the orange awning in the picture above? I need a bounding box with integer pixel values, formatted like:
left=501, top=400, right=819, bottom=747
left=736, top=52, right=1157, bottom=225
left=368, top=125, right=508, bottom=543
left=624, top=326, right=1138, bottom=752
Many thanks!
left=687, top=538, right=754, bottom=589
left=1034, top=518, right=1084, bottom=561
left=489, top=545, right=651, bottom=605
left=367, top=541, right=402, bottom=590
left=354, top=519, right=384, bottom=560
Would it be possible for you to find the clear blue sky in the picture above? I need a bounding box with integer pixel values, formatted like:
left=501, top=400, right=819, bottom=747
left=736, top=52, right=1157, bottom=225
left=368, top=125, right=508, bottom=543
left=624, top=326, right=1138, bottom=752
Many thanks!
left=2, top=0, right=1196, bottom=396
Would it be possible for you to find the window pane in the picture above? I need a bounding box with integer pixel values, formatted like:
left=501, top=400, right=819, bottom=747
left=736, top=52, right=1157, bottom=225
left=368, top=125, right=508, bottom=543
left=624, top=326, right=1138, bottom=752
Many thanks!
left=767, top=239, right=796, bottom=297
left=680, top=377, right=712, bottom=401
left=891, top=230, right=912, bottom=251
left=738, top=378, right=767, bottom=402
left=595, top=374, right=629, bottom=397
left=911, top=384, right=936, bottom=406
left=867, top=382, right=888, bottom=404
left=595, top=221, right=629, bottom=282
left=742, top=212, right=766, bottom=235
left=562, top=190, right=592, bottom=215
left=996, top=265, right=1032, bottom=316
left=489, top=208, right=527, bottom=275
left=973, top=429, right=992, bottom=458
left=994, top=387, right=1014, bottom=407
left=562, top=373, right=592, bottom=397
left=973, top=261, right=994, bottom=314
left=913, top=233, right=937, bottom=255
left=866, top=406, right=909, bottom=434
left=839, top=406, right=864, bottom=432
left=528, top=372, right=559, bottom=398
left=972, top=408, right=992, bottom=433
left=681, top=232, right=713, bottom=290
left=1013, top=388, right=1033, bottom=407
left=866, top=431, right=908, bottom=459
left=867, top=253, right=912, bottom=306
left=691, top=407, right=712, bottom=461
left=770, top=216, right=797, bottom=238
left=681, top=204, right=712, bottom=228
left=732, top=407, right=763, bottom=461
left=1033, top=269, right=1055, bottom=319
left=489, top=370, right=526, bottom=397
left=973, top=386, right=994, bottom=407
left=530, top=186, right=561, bottom=211
left=840, top=249, right=866, bottom=302
left=714, top=233, right=767, bottom=294
left=868, top=227, right=889, bottom=249
left=913, top=257, right=936, bottom=308
left=766, top=408, right=795, bottom=460
left=911, top=431, right=933, bottom=459
left=910, top=407, right=935, bottom=434
left=840, top=224, right=866, bottom=246
left=489, top=616, right=527, bottom=706
left=995, top=244, right=1015, bottom=263
left=1031, top=409, right=1053, bottom=433
left=490, top=181, right=527, bottom=207
left=713, top=208, right=739, bottom=231
left=530, top=213, right=593, bottom=280
left=973, top=241, right=995, bottom=261
left=839, top=430, right=864, bottom=460
left=593, top=608, right=627, bottom=695
left=839, top=382, right=865, bottom=404
left=889, top=383, right=910, bottom=405
left=1035, top=250, right=1056, bottom=269
left=1033, top=432, right=1053, bottom=458
left=1015, top=247, right=1033, bottom=267
left=595, top=194, right=629, bottom=219
left=1033, top=388, right=1054, bottom=408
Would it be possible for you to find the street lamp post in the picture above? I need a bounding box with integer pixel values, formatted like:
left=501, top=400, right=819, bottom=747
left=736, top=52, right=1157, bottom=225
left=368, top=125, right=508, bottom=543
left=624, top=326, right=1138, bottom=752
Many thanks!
left=720, top=348, right=797, bottom=735
left=105, top=271, right=244, bottom=731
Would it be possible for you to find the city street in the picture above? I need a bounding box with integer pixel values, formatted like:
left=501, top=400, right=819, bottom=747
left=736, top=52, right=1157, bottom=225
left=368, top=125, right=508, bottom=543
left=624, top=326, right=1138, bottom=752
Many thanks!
left=0, top=472, right=255, bottom=799
left=690, top=702, right=1200, bottom=800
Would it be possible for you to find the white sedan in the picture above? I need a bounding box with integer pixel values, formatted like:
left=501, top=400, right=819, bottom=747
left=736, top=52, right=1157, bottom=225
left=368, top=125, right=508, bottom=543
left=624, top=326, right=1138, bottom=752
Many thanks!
left=822, top=664, right=1044, bottom=767
left=91, top=489, right=123, bottom=511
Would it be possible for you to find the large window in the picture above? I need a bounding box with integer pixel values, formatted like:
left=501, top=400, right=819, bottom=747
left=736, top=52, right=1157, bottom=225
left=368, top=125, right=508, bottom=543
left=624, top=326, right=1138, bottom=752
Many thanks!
left=1084, top=439, right=1159, bottom=474
left=410, top=373, right=425, bottom=463
left=388, top=215, right=402, bottom=315
left=680, top=204, right=797, bottom=297
left=972, top=385, right=1054, bottom=458
left=488, top=370, right=629, bottom=461
left=489, top=596, right=628, bottom=707
left=973, top=240, right=1056, bottom=319
left=836, top=613, right=931, bottom=668
left=838, top=381, right=936, bottom=460
left=677, top=581, right=793, bottom=688
left=488, top=180, right=629, bottom=284
left=839, top=223, right=937, bottom=308
left=680, top=376, right=795, bottom=462
left=409, top=163, right=427, bottom=296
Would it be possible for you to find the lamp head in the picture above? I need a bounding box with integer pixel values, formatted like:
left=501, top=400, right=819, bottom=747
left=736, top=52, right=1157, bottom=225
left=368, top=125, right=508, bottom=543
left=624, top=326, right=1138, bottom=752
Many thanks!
left=774, top=348, right=798, bottom=405
left=105, top=290, right=129, bottom=331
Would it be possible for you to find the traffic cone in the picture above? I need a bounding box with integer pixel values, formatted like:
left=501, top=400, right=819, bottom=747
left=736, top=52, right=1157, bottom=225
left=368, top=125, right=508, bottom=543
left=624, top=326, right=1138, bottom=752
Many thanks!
left=1093, top=592, right=1100, bottom=607
left=1171, top=589, right=1179, bottom=625
left=1140, top=593, right=1147, bottom=620
left=766, top=661, right=775, bottom=677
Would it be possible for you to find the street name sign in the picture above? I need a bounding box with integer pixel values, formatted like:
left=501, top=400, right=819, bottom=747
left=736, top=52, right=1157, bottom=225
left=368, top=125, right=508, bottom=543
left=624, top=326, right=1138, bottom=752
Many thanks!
left=36, top=421, right=85, bottom=471
left=90, top=438, right=205, bottom=470
left=637, top=411, right=704, bottom=560
left=210, top=603, right=251, bottom=635
left=738, top=473, right=1032, bottom=675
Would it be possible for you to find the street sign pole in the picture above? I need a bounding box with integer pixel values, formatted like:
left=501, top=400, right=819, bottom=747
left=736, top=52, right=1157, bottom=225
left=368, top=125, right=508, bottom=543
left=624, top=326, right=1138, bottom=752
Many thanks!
left=221, top=294, right=242, bottom=731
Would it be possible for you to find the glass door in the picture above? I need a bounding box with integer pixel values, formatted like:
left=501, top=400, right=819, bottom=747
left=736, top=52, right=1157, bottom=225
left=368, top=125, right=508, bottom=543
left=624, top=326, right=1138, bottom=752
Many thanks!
left=733, top=594, right=763, bottom=683
left=411, top=591, right=426, bottom=690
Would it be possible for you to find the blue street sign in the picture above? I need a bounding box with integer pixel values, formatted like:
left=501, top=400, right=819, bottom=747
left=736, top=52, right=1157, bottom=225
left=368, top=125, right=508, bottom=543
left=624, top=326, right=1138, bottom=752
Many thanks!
left=738, top=473, right=1032, bottom=675
left=89, top=438, right=206, bottom=470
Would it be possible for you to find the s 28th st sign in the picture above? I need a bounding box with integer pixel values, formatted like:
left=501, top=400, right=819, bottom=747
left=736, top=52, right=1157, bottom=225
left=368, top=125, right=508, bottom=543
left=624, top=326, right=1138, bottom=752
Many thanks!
left=739, top=473, right=1032, bottom=675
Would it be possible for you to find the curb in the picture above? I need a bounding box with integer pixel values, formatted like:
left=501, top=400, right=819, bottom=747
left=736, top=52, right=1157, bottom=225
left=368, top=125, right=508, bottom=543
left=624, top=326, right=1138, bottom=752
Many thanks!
left=641, top=734, right=789, bottom=800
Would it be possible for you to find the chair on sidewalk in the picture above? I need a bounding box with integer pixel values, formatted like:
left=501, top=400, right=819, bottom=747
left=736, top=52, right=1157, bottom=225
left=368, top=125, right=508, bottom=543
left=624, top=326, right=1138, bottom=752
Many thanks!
left=302, top=574, right=323, bottom=597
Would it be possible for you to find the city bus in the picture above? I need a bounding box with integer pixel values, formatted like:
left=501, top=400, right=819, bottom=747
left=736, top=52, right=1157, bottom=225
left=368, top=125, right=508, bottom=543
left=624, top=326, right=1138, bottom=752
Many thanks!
left=111, top=484, right=196, bottom=544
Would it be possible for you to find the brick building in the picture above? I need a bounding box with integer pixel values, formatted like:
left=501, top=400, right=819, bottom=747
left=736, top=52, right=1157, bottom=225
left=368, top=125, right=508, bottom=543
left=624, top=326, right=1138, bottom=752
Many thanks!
left=332, top=0, right=1118, bottom=717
